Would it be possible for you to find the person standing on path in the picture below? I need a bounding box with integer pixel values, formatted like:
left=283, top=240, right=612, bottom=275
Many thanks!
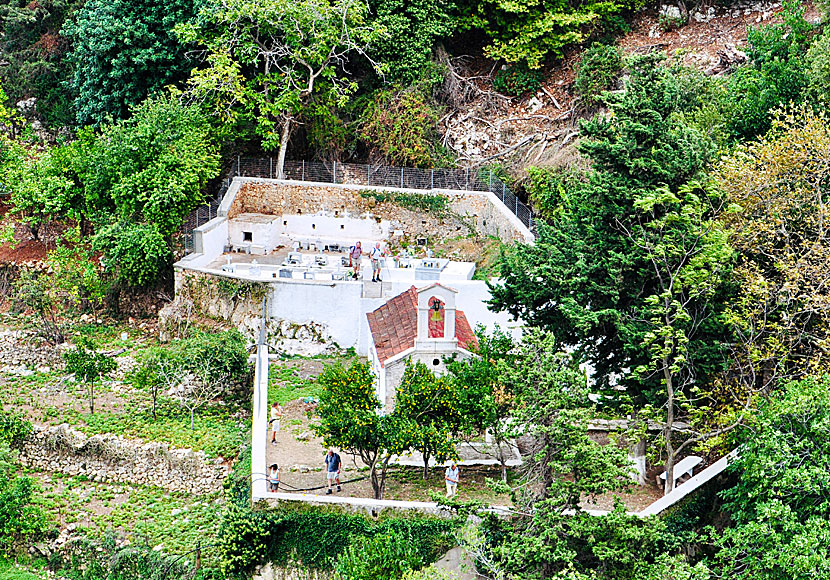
left=268, top=463, right=280, bottom=492
left=349, top=242, right=363, bottom=278
left=325, top=448, right=342, bottom=494
left=445, top=461, right=459, bottom=498
left=269, top=401, right=283, bottom=445
left=370, top=242, right=385, bottom=282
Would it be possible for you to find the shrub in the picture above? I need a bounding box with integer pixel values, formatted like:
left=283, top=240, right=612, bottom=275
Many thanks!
left=178, top=329, right=250, bottom=386
left=360, top=87, right=448, bottom=168
left=573, top=43, right=623, bottom=107
left=0, top=413, right=31, bottom=449
left=492, top=63, right=544, bottom=97
left=333, top=530, right=424, bottom=580
left=0, top=445, right=49, bottom=557
left=216, top=503, right=457, bottom=577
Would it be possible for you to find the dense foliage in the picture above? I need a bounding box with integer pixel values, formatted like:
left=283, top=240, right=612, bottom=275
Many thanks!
left=64, top=0, right=200, bottom=125
left=5, top=0, right=830, bottom=577
left=216, top=502, right=456, bottom=577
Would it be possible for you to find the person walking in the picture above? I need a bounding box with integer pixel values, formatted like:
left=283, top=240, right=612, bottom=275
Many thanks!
left=349, top=242, right=363, bottom=278
left=445, top=461, right=459, bottom=498
left=325, top=448, right=342, bottom=494
left=370, top=242, right=385, bottom=282
left=269, top=401, right=283, bottom=445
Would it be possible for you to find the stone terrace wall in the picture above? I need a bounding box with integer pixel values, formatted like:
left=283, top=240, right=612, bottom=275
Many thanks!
left=0, top=329, right=66, bottom=372
left=228, top=182, right=528, bottom=244
left=17, top=424, right=228, bottom=495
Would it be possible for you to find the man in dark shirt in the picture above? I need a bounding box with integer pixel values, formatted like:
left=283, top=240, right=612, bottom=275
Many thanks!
left=325, top=448, right=342, bottom=494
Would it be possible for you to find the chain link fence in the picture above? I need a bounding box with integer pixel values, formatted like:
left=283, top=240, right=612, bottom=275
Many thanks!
left=181, top=158, right=534, bottom=253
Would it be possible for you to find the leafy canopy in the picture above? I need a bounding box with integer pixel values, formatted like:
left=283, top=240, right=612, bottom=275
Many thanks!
left=64, top=0, right=201, bottom=125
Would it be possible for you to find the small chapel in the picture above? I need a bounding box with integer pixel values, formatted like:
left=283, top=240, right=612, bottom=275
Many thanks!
left=366, top=283, right=478, bottom=411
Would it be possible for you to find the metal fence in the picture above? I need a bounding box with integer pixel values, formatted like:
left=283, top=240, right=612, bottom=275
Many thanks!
left=181, top=158, right=534, bottom=253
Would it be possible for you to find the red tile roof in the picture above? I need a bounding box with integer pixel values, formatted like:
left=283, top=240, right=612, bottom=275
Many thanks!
left=367, top=285, right=477, bottom=366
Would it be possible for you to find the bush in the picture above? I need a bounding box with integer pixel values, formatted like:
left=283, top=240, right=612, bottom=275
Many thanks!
left=360, top=87, right=448, bottom=167
left=58, top=535, right=198, bottom=580
left=333, top=530, right=424, bottom=580
left=216, top=503, right=457, bottom=577
left=178, top=329, right=250, bottom=386
left=93, top=222, right=171, bottom=288
left=0, top=445, right=49, bottom=557
left=492, top=63, right=544, bottom=97
left=0, top=413, right=31, bottom=449
left=573, top=43, right=623, bottom=107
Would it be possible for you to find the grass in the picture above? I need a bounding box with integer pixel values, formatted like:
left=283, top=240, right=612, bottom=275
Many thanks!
left=268, top=363, right=320, bottom=405
left=0, top=558, right=41, bottom=580
left=32, top=473, right=223, bottom=569
left=77, top=402, right=249, bottom=459
left=96, top=487, right=223, bottom=567
left=385, top=465, right=513, bottom=505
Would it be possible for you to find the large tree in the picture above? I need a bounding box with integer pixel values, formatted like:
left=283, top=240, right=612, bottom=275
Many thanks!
left=179, top=0, right=384, bottom=177
left=77, top=95, right=221, bottom=287
left=447, top=326, right=517, bottom=481
left=64, top=0, right=200, bottom=125
left=489, top=54, right=723, bottom=405
left=625, top=181, right=737, bottom=493
left=313, top=360, right=414, bottom=499
left=717, top=108, right=830, bottom=392
left=395, top=361, right=461, bottom=479
left=714, top=375, right=830, bottom=580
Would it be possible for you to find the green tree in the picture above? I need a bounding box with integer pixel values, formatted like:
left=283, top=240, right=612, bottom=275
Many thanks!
left=6, top=143, right=81, bottom=242
left=489, top=54, right=722, bottom=404
left=460, top=0, right=643, bottom=69
left=64, top=0, right=200, bottom=125
left=368, top=0, right=456, bottom=84
left=626, top=182, right=736, bottom=493
left=62, top=336, right=117, bottom=414
left=713, top=375, right=830, bottom=580
left=179, top=0, right=384, bottom=177
left=313, top=360, right=414, bottom=499
left=447, top=326, right=516, bottom=481
left=396, top=361, right=461, bottom=479
left=506, top=329, right=631, bottom=506
left=573, top=42, right=623, bottom=108
left=77, top=96, right=220, bottom=287
left=717, top=108, right=830, bottom=394
left=722, top=1, right=815, bottom=140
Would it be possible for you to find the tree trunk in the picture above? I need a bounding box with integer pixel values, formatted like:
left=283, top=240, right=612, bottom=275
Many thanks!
left=378, top=457, right=391, bottom=500
left=275, top=117, right=292, bottom=179
left=422, top=449, right=430, bottom=480
left=663, top=355, right=676, bottom=495
left=190, top=408, right=195, bottom=430
left=88, top=383, right=94, bottom=414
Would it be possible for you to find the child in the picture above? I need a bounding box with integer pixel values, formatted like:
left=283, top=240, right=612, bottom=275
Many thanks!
left=268, top=463, right=280, bottom=492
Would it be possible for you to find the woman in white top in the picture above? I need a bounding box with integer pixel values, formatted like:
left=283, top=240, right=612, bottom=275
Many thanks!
left=268, top=463, right=280, bottom=492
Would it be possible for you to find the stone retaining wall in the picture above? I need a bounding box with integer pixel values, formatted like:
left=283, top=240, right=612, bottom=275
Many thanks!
left=0, top=329, right=66, bottom=372
left=228, top=182, right=529, bottom=244
left=17, top=424, right=228, bottom=495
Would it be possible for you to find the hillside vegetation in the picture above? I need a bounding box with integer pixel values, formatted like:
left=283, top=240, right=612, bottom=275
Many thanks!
left=2, top=1, right=830, bottom=579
